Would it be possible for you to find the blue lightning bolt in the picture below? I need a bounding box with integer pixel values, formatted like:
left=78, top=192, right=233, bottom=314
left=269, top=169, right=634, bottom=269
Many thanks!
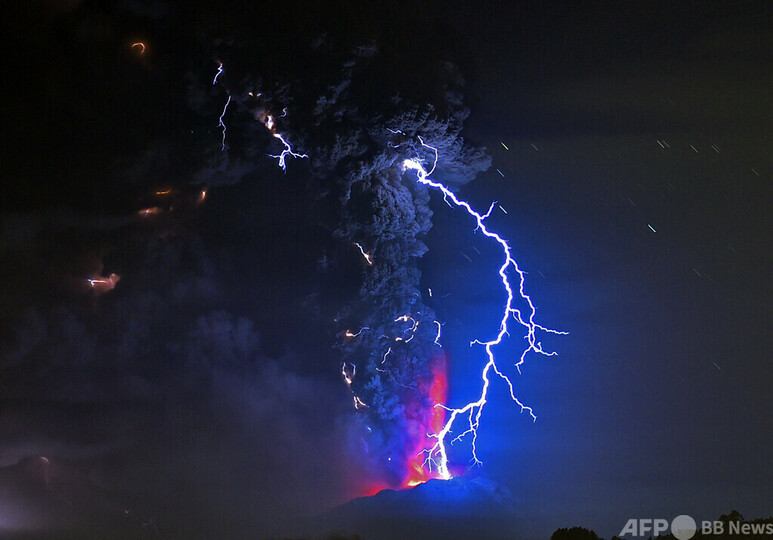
left=247, top=83, right=563, bottom=482
left=268, top=131, right=308, bottom=171
left=262, top=113, right=308, bottom=171
left=400, top=136, right=567, bottom=480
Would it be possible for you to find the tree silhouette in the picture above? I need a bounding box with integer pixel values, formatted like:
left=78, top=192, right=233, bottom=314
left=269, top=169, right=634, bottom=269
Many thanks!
left=551, top=526, right=603, bottom=540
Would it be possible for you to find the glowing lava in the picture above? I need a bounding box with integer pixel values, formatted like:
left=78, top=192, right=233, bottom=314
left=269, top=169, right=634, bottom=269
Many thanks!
left=402, top=353, right=450, bottom=488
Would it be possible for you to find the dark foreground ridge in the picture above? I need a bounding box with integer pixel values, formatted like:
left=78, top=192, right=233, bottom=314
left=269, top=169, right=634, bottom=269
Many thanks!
left=290, top=475, right=535, bottom=540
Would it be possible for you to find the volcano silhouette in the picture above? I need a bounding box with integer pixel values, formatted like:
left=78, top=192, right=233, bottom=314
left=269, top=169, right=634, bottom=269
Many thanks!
left=302, top=475, right=531, bottom=540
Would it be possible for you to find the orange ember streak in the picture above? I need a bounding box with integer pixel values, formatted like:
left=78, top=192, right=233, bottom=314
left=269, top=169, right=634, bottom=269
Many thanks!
left=87, top=273, right=120, bottom=293
left=198, top=189, right=207, bottom=203
left=154, top=188, right=173, bottom=196
left=138, top=207, right=162, bottom=216
left=131, top=42, right=146, bottom=54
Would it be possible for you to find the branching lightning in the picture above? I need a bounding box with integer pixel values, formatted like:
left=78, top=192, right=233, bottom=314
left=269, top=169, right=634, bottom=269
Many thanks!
left=231, top=63, right=563, bottom=484
left=400, top=136, right=567, bottom=481
left=210, top=63, right=307, bottom=167
left=264, top=114, right=308, bottom=171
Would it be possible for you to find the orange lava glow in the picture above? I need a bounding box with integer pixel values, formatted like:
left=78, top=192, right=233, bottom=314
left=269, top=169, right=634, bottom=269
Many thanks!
left=361, top=482, right=390, bottom=497
left=401, top=354, right=449, bottom=488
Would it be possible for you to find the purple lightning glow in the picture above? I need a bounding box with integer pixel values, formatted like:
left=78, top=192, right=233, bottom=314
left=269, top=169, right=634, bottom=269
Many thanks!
left=218, top=94, right=231, bottom=151
left=400, top=136, right=567, bottom=480
left=212, top=61, right=223, bottom=85
left=211, top=61, right=230, bottom=151
left=259, top=112, right=308, bottom=171
left=267, top=127, right=308, bottom=171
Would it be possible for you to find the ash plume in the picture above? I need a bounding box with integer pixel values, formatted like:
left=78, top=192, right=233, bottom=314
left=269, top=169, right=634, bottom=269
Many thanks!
left=184, top=27, right=491, bottom=485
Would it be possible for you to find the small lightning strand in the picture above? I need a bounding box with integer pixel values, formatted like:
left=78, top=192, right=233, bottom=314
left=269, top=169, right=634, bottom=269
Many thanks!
left=342, top=362, right=356, bottom=386
left=433, top=320, right=443, bottom=347
left=354, top=242, right=374, bottom=265
left=401, top=136, right=567, bottom=480
left=393, top=314, right=420, bottom=343
left=218, top=94, right=231, bottom=151
left=345, top=326, right=370, bottom=338
left=212, top=61, right=223, bottom=85
left=211, top=61, right=230, bottom=152
left=342, top=362, right=368, bottom=409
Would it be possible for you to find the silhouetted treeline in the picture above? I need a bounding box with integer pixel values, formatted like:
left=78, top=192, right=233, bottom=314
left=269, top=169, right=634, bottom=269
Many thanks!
left=552, top=526, right=603, bottom=540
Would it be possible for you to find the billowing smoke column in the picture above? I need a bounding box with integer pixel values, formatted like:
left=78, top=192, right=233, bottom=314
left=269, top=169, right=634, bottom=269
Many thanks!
left=188, top=34, right=566, bottom=488
left=320, top=106, right=489, bottom=487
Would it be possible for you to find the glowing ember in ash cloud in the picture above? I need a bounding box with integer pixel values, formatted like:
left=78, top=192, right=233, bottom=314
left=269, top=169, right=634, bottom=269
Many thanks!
left=138, top=207, right=162, bottom=217
left=86, top=273, right=120, bottom=294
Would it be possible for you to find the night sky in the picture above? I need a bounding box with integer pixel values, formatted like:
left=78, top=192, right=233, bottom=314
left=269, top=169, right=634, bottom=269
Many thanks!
left=1, top=2, right=771, bottom=539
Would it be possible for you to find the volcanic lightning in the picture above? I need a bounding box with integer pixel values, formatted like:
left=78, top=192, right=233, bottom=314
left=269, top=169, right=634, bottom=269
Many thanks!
left=230, top=65, right=562, bottom=485
left=86, top=273, right=120, bottom=294
left=263, top=113, right=308, bottom=171
left=212, top=61, right=223, bottom=85
left=345, top=327, right=370, bottom=338
left=210, top=62, right=232, bottom=151
left=354, top=242, right=374, bottom=265
left=400, top=136, right=567, bottom=481
left=218, top=94, right=231, bottom=151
